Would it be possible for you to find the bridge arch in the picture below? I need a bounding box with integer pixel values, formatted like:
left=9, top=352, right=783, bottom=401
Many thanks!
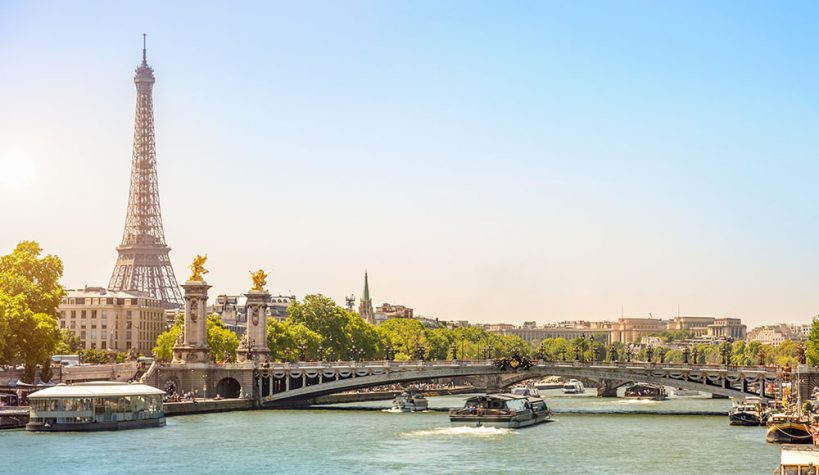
left=216, top=377, right=242, bottom=399
left=255, top=362, right=780, bottom=406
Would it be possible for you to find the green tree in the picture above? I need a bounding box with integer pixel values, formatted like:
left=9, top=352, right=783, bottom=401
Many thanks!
left=1, top=293, right=59, bottom=381
left=0, top=242, right=64, bottom=380
left=266, top=320, right=323, bottom=361
left=54, top=328, right=82, bottom=355
left=207, top=314, right=239, bottom=363
left=0, top=241, right=64, bottom=315
left=153, top=314, right=183, bottom=361
left=806, top=317, right=819, bottom=366
left=774, top=340, right=800, bottom=367
left=378, top=318, right=428, bottom=361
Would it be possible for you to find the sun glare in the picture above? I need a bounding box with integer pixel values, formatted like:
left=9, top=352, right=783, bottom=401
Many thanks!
left=0, top=154, right=35, bottom=189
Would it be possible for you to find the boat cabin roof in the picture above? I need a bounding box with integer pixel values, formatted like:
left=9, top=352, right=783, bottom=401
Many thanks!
left=781, top=445, right=819, bottom=466
left=28, top=382, right=164, bottom=399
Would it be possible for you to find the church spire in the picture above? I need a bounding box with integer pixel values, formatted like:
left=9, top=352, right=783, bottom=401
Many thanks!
left=359, top=271, right=375, bottom=325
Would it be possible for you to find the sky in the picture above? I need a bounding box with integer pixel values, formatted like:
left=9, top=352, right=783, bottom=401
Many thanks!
left=1, top=1, right=819, bottom=327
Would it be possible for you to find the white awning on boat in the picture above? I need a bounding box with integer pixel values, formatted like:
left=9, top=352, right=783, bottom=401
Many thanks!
left=28, top=382, right=164, bottom=399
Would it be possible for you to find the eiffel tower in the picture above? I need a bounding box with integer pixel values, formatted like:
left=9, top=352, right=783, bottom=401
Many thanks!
left=108, top=35, right=183, bottom=307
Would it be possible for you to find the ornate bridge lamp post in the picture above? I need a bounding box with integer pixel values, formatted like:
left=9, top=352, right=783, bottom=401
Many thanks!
left=626, top=343, right=633, bottom=363
left=559, top=347, right=567, bottom=362
left=385, top=345, right=395, bottom=361
left=486, top=343, right=493, bottom=361
left=350, top=344, right=358, bottom=364
left=578, top=335, right=586, bottom=363
left=460, top=335, right=466, bottom=361
left=646, top=345, right=654, bottom=363
left=357, top=347, right=365, bottom=363
left=609, top=344, right=617, bottom=363
left=298, top=344, right=306, bottom=362
left=451, top=342, right=459, bottom=361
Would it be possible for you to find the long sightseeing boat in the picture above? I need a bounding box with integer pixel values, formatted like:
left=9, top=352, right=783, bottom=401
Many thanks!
left=449, top=393, right=551, bottom=428
left=26, top=382, right=165, bottom=432
left=623, top=383, right=667, bottom=401
left=391, top=391, right=428, bottom=412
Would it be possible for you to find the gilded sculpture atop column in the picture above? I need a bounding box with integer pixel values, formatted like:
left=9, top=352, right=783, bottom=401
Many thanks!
left=189, top=254, right=208, bottom=282
left=250, top=269, right=268, bottom=291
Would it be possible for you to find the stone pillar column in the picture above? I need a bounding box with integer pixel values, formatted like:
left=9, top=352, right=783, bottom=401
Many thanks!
left=172, top=280, right=212, bottom=364
left=238, top=290, right=271, bottom=363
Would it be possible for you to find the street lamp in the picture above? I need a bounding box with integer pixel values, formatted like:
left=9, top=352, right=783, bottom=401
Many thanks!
left=298, top=344, right=306, bottom=362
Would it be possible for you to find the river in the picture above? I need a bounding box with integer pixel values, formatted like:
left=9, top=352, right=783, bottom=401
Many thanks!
left=1, top=390, right=779, bottom=474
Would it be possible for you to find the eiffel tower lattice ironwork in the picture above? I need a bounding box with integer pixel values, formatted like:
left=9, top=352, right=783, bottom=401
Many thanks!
left=108, top=35, right=183, bottom=307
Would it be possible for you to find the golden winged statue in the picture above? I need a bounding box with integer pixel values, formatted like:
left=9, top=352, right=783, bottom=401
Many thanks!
left=250, top=269, right=268, bottom=291
left=189, top=254, right=209, bottom=282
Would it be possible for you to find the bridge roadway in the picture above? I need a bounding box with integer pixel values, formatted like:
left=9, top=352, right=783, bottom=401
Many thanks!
left=252, top=360, right=784, bottom=405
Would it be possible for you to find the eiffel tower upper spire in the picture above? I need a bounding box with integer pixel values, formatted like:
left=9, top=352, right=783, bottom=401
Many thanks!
left=108, top=36, right=183, bottom=308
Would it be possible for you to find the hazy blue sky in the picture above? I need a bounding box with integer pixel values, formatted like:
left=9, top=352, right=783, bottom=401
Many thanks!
left=2, top=1, right=818, bottom=326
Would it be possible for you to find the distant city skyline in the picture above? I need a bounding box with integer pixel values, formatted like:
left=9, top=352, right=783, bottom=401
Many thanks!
left=2, top=1, right=819, bottom=327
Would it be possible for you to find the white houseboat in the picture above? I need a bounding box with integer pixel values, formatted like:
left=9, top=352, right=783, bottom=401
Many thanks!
left=26, top=382, right=165, bottom=432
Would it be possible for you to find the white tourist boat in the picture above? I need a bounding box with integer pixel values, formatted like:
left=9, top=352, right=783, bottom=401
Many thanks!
left=26, top=382, right=165, bottom=432
left=510, top=386, right=540, bottom=397
left=449, top=393, right=551, bottom=428
left=562, top=379, right=585, bottom=394
left=391, top=392, right=428, bottom=412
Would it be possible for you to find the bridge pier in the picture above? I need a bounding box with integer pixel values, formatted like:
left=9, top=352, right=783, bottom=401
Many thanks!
left=597, top=378, right=629, bottom=397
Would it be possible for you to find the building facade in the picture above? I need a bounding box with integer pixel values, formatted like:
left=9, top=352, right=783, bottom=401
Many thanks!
left=376, top=303, right=414, bottom=320
left=610, top=318, right=667, bottom=344
left=58, top=287, right=164, bottom=354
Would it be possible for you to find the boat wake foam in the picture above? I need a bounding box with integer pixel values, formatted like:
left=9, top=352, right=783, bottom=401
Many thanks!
left=615, top=399, right=659, bottom=405
left=405, top=426, right=515, bottom=438
left=382, top=408, right=409, bottom=413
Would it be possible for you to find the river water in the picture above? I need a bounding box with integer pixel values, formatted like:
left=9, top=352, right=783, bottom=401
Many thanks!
left=1, top=390, right=780, bottom=474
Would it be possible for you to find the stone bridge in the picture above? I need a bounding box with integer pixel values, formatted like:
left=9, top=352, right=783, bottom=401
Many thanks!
left=249, top=360, right=787, bottom=406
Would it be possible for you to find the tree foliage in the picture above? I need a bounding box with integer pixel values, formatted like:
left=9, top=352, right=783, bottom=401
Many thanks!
left=0, top=242, right=64, bottom=382
left=807, top=317, right=819, bottom=366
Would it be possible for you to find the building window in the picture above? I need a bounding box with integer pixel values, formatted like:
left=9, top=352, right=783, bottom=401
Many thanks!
left=91, top=310, right=97, bottom=319
left=76, top=298, right=85, bottom=305
left=107, top=298, right=113, bottom=305
left=101, top=341, right=107, bottom=350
